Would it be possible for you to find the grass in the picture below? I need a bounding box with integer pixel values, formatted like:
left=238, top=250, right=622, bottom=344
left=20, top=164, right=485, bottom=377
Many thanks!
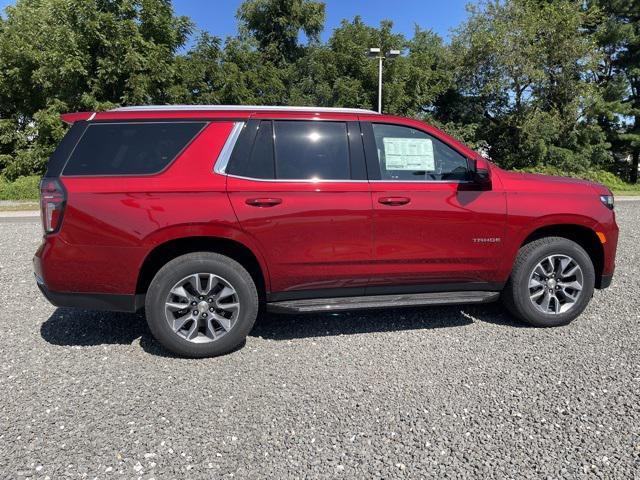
left=613, top=190, right=640, bottom=196
left=519, top=167, right=640, bottom=196
left=0, top=175, right=40, bottom=201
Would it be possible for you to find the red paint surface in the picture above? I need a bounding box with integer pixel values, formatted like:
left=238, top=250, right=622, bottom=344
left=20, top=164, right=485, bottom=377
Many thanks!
left=35, top=108, right=619, bottom=296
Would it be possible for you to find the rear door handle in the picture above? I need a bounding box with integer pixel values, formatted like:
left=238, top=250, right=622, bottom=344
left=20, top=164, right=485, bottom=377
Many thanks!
left=245, top=197, right=282, bottom=207
left=378, top=196, right=411, bottom=206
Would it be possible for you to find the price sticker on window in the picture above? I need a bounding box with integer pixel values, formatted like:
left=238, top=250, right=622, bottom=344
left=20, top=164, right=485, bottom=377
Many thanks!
left=382, top=137, right=435, bottom=171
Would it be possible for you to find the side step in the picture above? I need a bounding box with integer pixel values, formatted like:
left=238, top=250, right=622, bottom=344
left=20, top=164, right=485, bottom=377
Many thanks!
left=267, top=291, right=500, bottom=314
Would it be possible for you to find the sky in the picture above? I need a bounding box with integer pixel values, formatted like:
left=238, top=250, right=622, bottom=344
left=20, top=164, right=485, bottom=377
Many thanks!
left=0, top=0, right=470, bottom=43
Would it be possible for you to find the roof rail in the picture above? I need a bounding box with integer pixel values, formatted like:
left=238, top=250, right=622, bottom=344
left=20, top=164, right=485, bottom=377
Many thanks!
left=111, top=105, right=380, bottom=115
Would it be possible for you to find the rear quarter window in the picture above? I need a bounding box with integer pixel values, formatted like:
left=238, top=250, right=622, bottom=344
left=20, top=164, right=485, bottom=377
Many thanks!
left=63, top=122, right=206, bottom=176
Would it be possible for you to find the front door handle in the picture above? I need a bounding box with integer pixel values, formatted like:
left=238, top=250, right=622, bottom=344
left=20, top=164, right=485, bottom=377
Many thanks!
left=378, top=196, right=411, bottom=206
left=245, top=197, right=282, bottom=207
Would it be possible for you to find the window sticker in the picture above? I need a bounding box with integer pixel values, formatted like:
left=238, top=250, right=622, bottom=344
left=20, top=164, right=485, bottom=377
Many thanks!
left=382, top=137, right=435, bottom=171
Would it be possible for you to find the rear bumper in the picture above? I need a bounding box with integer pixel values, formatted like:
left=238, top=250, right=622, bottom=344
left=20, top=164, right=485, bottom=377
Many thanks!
left=35, top=274, right=142, bottom=312
left=33, top=235, right=144, bottom=312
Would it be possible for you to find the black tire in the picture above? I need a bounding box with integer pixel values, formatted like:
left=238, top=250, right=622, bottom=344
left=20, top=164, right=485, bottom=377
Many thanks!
left=502, top=237, right=595, bottom=327
left=145, top=252, right=258, bottom=358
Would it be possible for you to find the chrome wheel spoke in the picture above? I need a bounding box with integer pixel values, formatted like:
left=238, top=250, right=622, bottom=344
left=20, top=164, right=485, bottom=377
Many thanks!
left=216, top=286, right=235, bottom=301
left=558, top=280, right=582, bottom=291
left=552, top=296, right=561, bottom=314
left=213, top=312, right=232, bottom=331
left=561, top=289, right=579, bottom=303
left=529, top=277, right=544, bottom=289
left=172, top=314, right=192, bottom=333
left=540, top=290, right=552, bottom=312
left=528, top=254, right=584, bottom=315
left=184, top=320, right=199, bottom=340
left=200, top=274, right=218, bottom=296
left=170, top=285, right=192, bottom=301
left=534, top=265, right=548, bottom=278
left=166, top=301, right=190, bottom=311
left=184, top=274, right=202, bottom=295
left=195, top=274, right=209, bottom=296
left=219, top=302, right=239, bottom=312
left=205, top=318, right=218, bottom=340
left=530, top=288, right=545, bottom=300
left=561, top=264, right=579, bottom=278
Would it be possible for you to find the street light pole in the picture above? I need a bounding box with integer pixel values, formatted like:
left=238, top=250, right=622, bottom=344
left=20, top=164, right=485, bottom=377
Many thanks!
left=377, top=55, right=383, bottom=114
left=367, top=48, right=400, bottom=114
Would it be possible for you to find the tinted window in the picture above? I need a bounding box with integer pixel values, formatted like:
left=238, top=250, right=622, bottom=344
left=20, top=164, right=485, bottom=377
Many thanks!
left=274, top=121, right=350, bottom=180
left=64, top=122, right=206, bottom=176
left=229, top=121, right=275, bottom=179
left=372, top=123, right=470, bottom=181
left=44, top=121, right=88, bottom=177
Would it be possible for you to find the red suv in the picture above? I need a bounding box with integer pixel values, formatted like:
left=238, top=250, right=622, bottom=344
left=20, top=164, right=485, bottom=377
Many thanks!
left=34, top=106, right=618, bottom=357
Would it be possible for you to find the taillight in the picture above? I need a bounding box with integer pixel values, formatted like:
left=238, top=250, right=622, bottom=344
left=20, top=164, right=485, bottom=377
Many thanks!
left=40, top=178, right=66, bottom=233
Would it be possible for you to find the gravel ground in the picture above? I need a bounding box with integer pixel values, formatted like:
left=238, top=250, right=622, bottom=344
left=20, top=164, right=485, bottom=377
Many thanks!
left=0, top=204, right=638, bottom=479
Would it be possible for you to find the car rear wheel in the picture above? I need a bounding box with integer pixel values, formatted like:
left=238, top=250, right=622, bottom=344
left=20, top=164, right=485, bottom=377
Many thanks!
left=145, top=252, right=258, bottom=357
left=502, top=237, right=595, bottom=327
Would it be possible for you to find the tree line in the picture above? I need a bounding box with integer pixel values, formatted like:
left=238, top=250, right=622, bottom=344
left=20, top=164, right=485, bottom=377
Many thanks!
left=0, top=0, right=638, bottom=184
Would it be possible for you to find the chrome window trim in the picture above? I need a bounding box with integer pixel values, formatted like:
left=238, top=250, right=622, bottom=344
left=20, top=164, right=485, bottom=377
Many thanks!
left=226, top=173, right=369, bottom=183
left=213, top=122, right=245, bottom=174
left=369, top=180, right=473, bottom=184
left=225, top=173, right=471, bottom=184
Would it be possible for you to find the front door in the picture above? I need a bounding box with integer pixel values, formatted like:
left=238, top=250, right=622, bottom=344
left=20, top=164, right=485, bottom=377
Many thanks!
left=361, top=121, right=507, bottom=292
left=226, top=118, right=373, bottom=297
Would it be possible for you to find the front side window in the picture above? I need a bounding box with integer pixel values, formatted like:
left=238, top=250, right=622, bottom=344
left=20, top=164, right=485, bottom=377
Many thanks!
left=372, top=123, right=470, bottom=181
left=64, top=122, right=206, bottom=176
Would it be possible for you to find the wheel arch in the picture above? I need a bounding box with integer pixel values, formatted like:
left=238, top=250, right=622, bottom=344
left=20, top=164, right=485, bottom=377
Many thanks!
left=136, top=236, right=268, bottom=300
left=519, top=224, right=605, bottom=288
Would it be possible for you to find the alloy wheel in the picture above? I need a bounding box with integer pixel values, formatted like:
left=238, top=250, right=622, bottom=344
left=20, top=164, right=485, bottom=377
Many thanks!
left=164, top=273, right=240, bottom=343
left=528, top=254, right=584, bottom=315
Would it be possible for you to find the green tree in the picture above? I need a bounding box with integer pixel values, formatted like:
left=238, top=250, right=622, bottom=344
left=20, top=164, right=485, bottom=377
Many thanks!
left=589, top=0, right=640, bottom=182
left=168, top=32, right=225, bottom=104
left=237, top=0, right=325, bottom=64
left=445, top=0, right=610, bottom=172
left=0, top=0, right=192, bottom=179
left=289, top=16, right=452, bottom=114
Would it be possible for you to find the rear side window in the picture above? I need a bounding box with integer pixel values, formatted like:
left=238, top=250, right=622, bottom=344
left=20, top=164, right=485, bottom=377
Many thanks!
left=63, top=122, right=206, bottom=176
left=230, top=121, right=275, bottom=179
left=274, top=121, right=350, bottom=180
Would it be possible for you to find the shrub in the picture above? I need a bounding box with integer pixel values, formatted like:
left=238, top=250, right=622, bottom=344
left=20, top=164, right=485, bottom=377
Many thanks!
left=0, top=175, right=41, bottom=200
left=518, top=166, right=640, bottom=193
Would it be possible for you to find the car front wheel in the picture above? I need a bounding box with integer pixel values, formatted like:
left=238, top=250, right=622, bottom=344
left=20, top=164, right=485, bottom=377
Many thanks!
left=502, top=237, right=595, bottom=327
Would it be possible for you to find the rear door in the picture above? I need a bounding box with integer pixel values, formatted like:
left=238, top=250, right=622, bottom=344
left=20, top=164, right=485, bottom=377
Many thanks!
left=225, top=117, right=373, bottom=298
left=362, top=120, right=507, bottom=291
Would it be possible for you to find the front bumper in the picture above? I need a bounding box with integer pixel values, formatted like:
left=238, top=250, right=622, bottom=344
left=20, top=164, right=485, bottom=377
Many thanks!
left=597, top=273, right=613, bottom=289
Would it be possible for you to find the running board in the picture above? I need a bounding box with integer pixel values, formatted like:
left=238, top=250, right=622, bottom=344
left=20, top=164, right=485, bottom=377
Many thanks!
left=267, top=291, right=500, bottom=314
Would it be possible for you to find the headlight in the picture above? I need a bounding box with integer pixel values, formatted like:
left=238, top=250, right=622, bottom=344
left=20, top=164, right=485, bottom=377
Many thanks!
left=600, top=195, right=614, bottom=210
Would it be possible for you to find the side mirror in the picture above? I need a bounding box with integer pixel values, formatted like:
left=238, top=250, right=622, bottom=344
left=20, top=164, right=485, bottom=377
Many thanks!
left=470, top=158, right=492, bottom=191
